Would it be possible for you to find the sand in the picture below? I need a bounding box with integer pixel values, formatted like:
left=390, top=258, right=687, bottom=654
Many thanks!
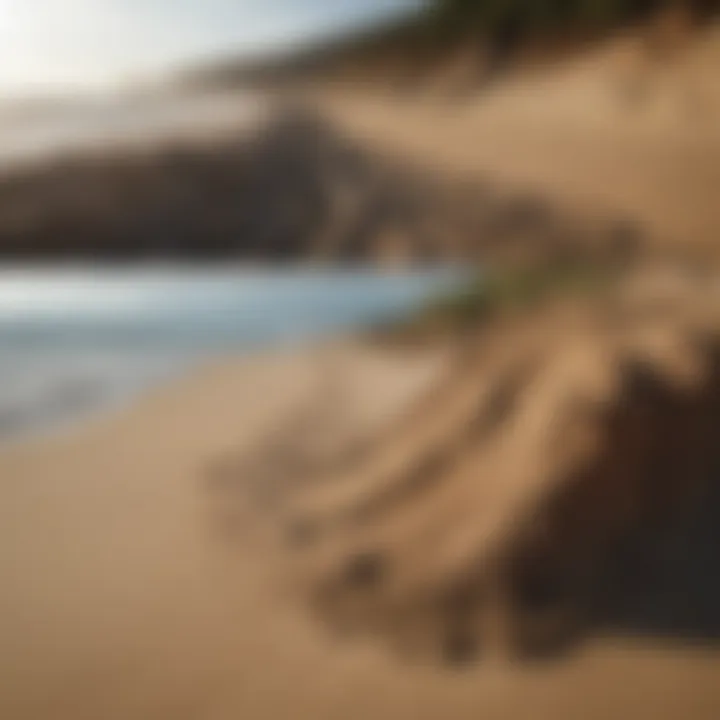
left=4, top=26, right=720, bottom=718
left=310, top=26, right=720, bottom=259
left=1, top=334, right=720, bottom=720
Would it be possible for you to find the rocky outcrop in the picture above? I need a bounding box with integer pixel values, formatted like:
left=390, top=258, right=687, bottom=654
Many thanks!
left=0, top=109, right=640, bottom=265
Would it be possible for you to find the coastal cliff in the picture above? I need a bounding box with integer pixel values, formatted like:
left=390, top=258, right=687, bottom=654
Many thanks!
left=0, top=108, right=640, bottom=265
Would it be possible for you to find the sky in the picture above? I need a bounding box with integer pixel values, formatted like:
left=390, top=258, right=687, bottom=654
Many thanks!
left=0, top=0, right=420, bottom=96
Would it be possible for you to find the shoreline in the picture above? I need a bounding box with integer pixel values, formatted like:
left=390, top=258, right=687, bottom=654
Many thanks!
left=0, top=337, right=448, bottom=720
left=3, top=330, right=720, bottom=720
left=0, top=265, right=463, bottom=447
left=0, top=335, right=384, bottom=449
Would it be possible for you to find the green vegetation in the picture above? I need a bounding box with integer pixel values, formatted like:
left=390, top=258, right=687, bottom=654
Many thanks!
left=428, top=262, right=614, bottom=318
left=416, top=0, right=720, bottom=63
left=429, top=0, right=714, bottom=36
left=304, top=0, right=719, bottom=86
left=189, top=0, right=718, bottom=88
left=372, top=261, right=619, bottom=346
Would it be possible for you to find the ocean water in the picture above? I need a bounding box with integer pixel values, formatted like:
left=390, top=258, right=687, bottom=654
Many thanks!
left=0, top=266, right=461, bottom=441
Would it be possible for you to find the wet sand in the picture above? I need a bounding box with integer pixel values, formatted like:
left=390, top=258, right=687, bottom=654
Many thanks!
left=1, top=340, right=720, bottom=720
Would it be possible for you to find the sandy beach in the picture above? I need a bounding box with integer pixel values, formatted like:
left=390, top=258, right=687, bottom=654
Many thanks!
left=3, top=18, right=720, bottom=720
left=1, top=334, right=720, bottom=720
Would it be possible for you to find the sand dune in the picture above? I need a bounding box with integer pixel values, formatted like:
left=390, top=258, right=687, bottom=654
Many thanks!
left=312, top=24, right=720, bottom=260
left=208, top=268, right=720, bottom=667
